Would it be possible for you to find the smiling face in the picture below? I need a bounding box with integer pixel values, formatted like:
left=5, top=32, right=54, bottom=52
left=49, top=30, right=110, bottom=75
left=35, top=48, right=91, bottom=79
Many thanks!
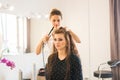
left=53, top=33, right=67, bottom=51
left=50, top=15, right=62, bottom=29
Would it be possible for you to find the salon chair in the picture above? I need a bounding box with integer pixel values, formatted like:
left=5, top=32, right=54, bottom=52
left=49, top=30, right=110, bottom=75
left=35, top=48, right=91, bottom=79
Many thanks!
left=37, top=68, right=45, bottom=80
left=94, top=60, right=120, bottom=80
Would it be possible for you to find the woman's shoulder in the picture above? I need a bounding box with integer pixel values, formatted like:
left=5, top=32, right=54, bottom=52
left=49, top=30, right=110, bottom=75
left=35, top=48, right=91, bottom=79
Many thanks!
left=70, top=54, right=81, bottom=63
left=70, top=54, right=82, bottom=69
left=70, top=53, right=79, bottom=58
left=48, top=53, right=57, bottom=60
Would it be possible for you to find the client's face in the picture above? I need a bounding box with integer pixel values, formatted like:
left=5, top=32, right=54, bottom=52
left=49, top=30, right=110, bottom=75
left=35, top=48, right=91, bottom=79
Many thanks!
left=53, top=33, right=66, bottom=51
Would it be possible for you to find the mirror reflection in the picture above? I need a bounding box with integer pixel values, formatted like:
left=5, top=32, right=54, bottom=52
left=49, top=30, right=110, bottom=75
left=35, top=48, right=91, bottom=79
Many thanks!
left=0, top=13, right=28, bottom=54
left=0, top=12, right=52, bottom=54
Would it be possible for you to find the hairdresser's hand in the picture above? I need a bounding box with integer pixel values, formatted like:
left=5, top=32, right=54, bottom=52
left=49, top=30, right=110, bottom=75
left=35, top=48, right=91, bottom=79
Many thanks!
left=42, top=34, right=50, bottom=43
left=64, top=26, right=71, bottom=31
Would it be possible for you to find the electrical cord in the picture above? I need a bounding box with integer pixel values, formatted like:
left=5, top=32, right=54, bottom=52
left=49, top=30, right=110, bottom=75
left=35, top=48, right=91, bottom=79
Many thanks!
left=41, top=43, right=46, bottom=68
left=41, top=27, right=54, bottom=68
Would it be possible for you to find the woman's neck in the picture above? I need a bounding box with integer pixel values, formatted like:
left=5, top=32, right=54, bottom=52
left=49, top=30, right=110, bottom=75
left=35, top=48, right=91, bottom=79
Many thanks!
left=58, top=50, right=67, bottom=60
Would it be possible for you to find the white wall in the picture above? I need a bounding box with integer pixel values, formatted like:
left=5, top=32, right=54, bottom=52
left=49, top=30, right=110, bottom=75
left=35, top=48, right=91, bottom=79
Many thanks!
left=30, top=18, right=51, bottom=53
left=89, top=0, right=110, bottom=79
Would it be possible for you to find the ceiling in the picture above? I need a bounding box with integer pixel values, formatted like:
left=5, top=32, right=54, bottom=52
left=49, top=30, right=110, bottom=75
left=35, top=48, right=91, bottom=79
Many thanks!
left=0, top=0, right=64, bottom=18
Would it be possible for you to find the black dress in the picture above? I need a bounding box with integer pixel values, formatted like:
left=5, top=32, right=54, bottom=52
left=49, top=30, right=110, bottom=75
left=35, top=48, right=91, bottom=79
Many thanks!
left=46, top=53, right=83, bottom=80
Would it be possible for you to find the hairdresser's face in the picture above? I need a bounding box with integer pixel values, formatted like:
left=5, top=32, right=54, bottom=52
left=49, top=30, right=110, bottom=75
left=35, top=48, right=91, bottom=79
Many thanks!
left=53, top=33, right=67, bottom=51
left=50, top=15, right=62, bottom=29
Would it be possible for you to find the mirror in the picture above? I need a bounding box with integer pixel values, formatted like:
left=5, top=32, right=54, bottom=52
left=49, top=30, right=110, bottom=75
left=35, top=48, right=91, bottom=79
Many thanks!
left=0, top=13, right=29, bottom=54
left=0, top=13, right=51, bottom=54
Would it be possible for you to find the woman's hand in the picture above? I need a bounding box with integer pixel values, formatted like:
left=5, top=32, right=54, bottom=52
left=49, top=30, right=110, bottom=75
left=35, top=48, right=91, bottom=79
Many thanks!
left=64, top=26, right=71, bottom=31
left=42, top=34, right=50, bottom=43
left=64, top=26, right=81, bottom=43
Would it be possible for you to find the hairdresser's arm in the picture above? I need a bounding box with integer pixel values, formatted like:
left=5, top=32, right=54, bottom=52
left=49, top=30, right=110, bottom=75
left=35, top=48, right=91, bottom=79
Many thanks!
left=68, top=29, right=81, bottom=43
left=35, top=34, right=50, bottom=55
left=36, top=40, right=44, bottom=55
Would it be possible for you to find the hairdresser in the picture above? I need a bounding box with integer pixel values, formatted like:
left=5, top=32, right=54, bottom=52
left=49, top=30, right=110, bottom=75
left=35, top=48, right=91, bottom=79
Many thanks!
left=36, top=8, right=80, bottom=56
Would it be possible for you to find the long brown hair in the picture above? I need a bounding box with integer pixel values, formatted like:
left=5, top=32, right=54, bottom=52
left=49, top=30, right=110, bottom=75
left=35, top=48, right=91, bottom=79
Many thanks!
left=46, top=27, right=79, bottom=80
